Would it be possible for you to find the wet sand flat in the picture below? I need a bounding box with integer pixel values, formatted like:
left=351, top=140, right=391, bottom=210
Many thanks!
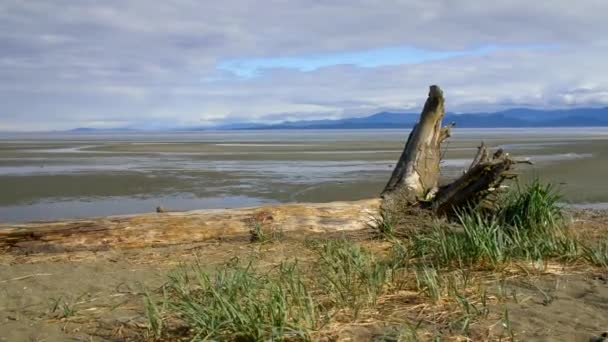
left=1, top=128, right=608, bottom=223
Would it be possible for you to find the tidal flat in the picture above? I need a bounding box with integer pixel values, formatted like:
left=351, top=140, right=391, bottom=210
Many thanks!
left=1, top=128, right=607, bottom=222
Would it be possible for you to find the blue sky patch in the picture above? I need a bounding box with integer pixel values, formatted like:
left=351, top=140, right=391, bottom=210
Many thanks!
left=218, top=45, right=500, bottom=77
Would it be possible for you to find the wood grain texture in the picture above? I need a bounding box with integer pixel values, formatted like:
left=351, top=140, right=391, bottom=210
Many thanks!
left=0, top=199, right=380, bottom=254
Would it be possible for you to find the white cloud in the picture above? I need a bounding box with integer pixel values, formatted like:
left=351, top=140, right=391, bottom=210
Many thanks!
left=1, top=0, right=608, bottom=130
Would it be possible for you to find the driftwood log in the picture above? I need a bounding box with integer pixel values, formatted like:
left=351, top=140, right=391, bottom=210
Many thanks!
left=383, top=85, right=528, bottom=215
left=0, top=199, right=379, bottom=254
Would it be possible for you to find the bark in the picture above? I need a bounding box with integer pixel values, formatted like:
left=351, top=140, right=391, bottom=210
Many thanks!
left=382, top=85, right=452, bottom=203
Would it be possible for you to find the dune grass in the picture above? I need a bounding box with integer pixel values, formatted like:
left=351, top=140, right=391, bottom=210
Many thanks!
left=146, top=240, right=508, bottom=340
left=499, top=179, right=563, bottom=232
left=155, top=259, right=317, bottom=341
left=582, top=240, right=608, bottom=267
left=410, top=179, right=582, bottom=268
left=313, top=239, right=391, bottom=318
left=144, top=180, right=608, bottom=340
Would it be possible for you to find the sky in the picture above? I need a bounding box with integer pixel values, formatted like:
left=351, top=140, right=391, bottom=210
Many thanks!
left=1, top=0, right=608, bottom=131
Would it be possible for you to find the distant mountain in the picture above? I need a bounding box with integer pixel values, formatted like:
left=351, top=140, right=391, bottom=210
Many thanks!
left=68, top=127, right=136, bottom=132
left=443, top=107, right=608, bottom=128
left=66, top=107, right=608, bottom=132
left=226, top=107, right=608, bottom=130
left=231, top=112, right=420, bottom=129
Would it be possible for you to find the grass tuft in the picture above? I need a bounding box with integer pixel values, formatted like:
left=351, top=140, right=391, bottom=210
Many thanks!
left=408, top=181, right=578, bottom=268
left=143, top=290, right=164, bottom=339
left=582, top=240, right=608, bottom=268
left=49, top=294, right=88, bottom=319
left=160, top=259, right=317, bottom=341
left=415, top=266, right=441, bottom=302
left=315, top=240, right=390, bottom=317
left=500, top=179, right=563, bottom=233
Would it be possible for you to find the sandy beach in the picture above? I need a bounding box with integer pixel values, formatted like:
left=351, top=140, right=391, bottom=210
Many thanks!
left=2, top=200, right=608, bottom=341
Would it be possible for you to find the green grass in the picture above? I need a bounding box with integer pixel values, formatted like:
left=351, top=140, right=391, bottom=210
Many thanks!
left=146, top=240, right=401, bottom=340
left=415, top=266, right=441, bottom=302
left=450, top=284, right=490, bottom=335
left=49, top=297, right=78, bottom=319
left=49, top=294, right=89, bottom=319
left=143, top=289, right=164, bottom=339
left=314, top=239, right=390, bottom=317
left=582, top=240, right=608, bottom=267
left=408, top=181, right=579, bottom=268
left=499, top=307, right=515, bottom=340
left=499, top=179, right=563, bottom=233
left=410, top=213, right=506, bottom=267
left=145, top=180, right=608, bottom=340
left=158, top=259, right=317, bottom=341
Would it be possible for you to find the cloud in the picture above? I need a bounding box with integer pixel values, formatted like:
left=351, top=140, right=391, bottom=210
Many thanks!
left=1, top=0, right=607, bottom=130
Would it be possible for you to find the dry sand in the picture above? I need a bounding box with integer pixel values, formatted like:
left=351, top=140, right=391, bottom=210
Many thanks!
left=1, top=204, right=608, bottom=341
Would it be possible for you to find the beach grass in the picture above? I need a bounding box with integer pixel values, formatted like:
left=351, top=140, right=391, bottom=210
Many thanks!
left=144, top=180, right=608, bottom=341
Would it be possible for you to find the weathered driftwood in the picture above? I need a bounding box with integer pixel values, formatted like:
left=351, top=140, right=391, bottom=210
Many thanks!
left=382, top=85, right=453, bottom=203
left=432, top=145, right=521, bottom=214
left=0, top=199, right=379, bottom=254
left=383, top=85, right=528, bottom=215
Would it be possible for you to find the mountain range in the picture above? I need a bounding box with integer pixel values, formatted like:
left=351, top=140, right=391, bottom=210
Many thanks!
left=221, top=107, right=608, bottom=130
left=69, top=107, right=608, bottom=132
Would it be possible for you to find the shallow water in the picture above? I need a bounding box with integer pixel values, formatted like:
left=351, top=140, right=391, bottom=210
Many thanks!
left=0, top=194, right=274, bottom=222
left=1, top=128, right=607, bottom=223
